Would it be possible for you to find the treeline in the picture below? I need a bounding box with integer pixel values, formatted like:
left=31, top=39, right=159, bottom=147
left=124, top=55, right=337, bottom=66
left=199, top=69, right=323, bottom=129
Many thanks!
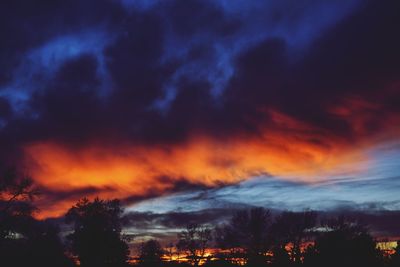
left=1, top=170, right=400, bottom=267
left=139, top=209, right=400, bottom=267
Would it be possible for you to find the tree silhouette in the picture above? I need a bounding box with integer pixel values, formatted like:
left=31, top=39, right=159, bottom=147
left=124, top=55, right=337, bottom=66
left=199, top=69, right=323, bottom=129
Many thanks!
left=1, top=165, right=397, bottom=267
left=0, top=218, right=75, bottom=267
left=215, top=207, right=271, bottom=266
left=0, top=167, right=39, bottom=240
left=26, top=220, right=75, bottom=267
left=165, top=242, right=175, bottom=262
left=138, top=239, right=164, bottom=267
left=303, top=216, right=383, bottom=267
left=66, top=198, right=130, bottom=267
left=270, top=211, right=317, bottom=264
left=389, top=240, right=400, bottom=267
left=177, top=223, right=212, bottom=266
left=0, top=166, right=73, bottom=267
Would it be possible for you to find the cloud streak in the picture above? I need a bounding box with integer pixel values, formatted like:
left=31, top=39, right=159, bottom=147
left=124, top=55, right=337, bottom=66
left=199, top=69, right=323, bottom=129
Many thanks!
left=0, top=0, right=400, bottom=219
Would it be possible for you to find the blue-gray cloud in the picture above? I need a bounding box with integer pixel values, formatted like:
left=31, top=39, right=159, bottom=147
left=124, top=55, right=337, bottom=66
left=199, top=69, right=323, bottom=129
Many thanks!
left=129, top=143, right=400, bottom=213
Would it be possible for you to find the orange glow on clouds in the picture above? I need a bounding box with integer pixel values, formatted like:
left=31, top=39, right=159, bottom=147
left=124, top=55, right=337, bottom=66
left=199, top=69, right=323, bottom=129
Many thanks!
left=23, top=110, right=373, bottom=218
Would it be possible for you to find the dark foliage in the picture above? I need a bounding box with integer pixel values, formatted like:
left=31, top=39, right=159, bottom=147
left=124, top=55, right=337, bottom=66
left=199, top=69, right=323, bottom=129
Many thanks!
left=270, top=211, right=317, bottom=263
left=303, top=217, right=384, bottom=267
left=0, top=220, right=75, bottom=267
left=138, top=239, right=164, bottom=267
left=389, top=241, right=400, bottom=267
left=0, top=167, right=73, bottom=267
left=66, top=197, right=130, bottom=267
left=215, top=207, right=271, bottom=265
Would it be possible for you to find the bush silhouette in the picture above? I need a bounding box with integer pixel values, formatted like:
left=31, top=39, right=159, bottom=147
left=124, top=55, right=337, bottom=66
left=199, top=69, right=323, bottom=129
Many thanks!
left=303, top=217, right=383, bottom=267
left=138, top=239, right=164, bottom=267
left=66, top=197, right=130, bottom=267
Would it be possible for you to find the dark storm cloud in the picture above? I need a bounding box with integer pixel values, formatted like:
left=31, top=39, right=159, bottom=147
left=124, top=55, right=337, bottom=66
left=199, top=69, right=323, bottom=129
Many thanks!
left=122, top=208, right=400, bottom=239
left=0, top=0, right=124, bottom=86
left=224, top=0, right=400, bottom=140
left=29, top=54, right=102, bottom=142
left=0, top=97, right=12, bottom=119
left=121, top=176, right=215, bottom=206
left=122, top=208, right=235, bottom=230
left=0, top=0, right=125, bottom=163
left=1, top=0, right=400, bottom=211
left=165, top=0, right=241, bottom=37
left=1, top=0, right=380, bottom=150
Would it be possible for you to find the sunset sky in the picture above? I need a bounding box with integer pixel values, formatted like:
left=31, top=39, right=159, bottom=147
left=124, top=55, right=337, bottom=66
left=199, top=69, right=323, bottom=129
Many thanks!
left=1, top=0, right=400, bottom=242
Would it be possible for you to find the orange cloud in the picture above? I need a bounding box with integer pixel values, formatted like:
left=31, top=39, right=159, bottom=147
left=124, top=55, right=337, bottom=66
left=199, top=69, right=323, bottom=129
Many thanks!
left=23, top=110, right=373, bottom=218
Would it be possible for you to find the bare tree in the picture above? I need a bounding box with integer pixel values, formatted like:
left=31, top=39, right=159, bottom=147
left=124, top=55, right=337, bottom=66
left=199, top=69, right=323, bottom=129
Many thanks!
left=177, top=223, right=212, bottom=266
left=0, top=167, right=39, bottom=240
left=165, top=242, right=175, bottom=262
left=0, top=168, right=39, bottom=214
left=215, top=207, right=271, bottom=265
left=271, top=211, right=317, bottom=263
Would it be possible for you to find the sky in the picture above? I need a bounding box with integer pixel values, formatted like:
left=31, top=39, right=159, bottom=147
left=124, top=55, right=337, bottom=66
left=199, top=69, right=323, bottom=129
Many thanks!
left=1, top=0, right=400, bottom=241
